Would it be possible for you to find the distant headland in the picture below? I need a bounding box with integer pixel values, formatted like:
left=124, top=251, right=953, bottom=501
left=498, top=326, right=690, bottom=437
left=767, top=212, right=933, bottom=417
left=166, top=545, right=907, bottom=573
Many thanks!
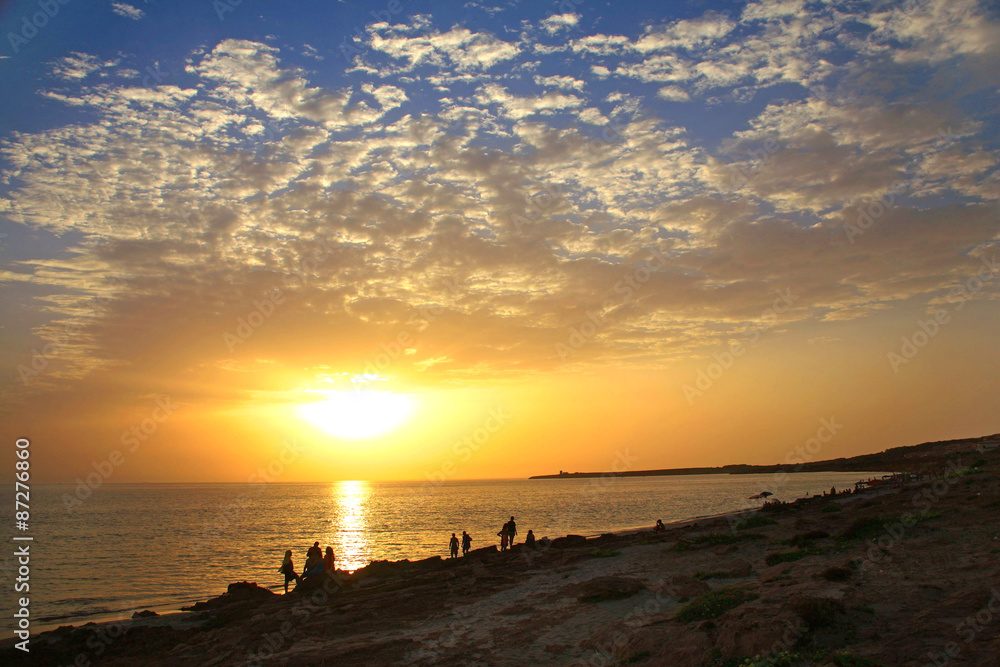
left=529, top=433, right=1000, bottom=479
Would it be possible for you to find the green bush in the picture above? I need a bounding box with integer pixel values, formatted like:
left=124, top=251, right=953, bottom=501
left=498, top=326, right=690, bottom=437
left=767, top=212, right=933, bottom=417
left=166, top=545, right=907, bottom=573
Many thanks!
left=675, top=586, right=758, bottom=623
left=830, top=651, right=883, bottom=666
left=739, top=652, right=801, bottom=667
left=590, top=549, right=621, bottom=558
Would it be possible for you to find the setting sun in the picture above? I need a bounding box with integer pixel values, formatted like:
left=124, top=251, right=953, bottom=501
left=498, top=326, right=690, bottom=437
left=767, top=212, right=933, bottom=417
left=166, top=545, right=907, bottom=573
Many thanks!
left=298, top=390, right=417, bottom=440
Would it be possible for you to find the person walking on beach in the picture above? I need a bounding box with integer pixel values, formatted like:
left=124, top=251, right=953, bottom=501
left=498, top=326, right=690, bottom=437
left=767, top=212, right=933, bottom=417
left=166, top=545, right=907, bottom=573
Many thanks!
left=279, top=550, right=301, bottom=593
left=498, top=524, right=509, bottom=552
left=462, top=531, right=472, bottom=556
left=506, top=516, right=517, bottom=546
left=449, top=533, right=460, bottom=559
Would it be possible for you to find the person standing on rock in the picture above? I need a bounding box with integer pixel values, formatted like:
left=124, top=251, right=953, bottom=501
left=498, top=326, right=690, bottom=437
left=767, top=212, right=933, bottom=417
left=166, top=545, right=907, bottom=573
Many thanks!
left=279, top=550, right=300, bottom=593
left=498, top=524, right=509, bottom=551
left=507, top=516, right=517, bottom=546
left=462, top=531, right=472, bottom=556
left=449, top=533, right=460, bottom=558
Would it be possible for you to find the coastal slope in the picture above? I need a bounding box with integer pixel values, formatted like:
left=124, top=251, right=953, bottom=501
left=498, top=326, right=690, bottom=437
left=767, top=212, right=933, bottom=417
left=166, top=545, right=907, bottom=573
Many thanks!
left=4, top=438, right=998, bottom=666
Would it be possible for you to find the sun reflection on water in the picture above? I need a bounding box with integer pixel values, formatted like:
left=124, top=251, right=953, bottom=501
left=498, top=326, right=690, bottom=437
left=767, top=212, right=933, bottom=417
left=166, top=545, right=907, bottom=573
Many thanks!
left=330, top=480, right=370, bottom=571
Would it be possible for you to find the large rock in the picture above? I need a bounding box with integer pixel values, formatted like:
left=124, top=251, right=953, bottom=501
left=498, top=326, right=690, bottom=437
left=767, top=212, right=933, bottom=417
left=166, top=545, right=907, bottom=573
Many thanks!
left=182, top=581, right=275, bottom=611
left=551, top=534, right=588, bottom=549
left=663, top=575, right=711, bottom=598
left=576, top=576, right=645, bottom=603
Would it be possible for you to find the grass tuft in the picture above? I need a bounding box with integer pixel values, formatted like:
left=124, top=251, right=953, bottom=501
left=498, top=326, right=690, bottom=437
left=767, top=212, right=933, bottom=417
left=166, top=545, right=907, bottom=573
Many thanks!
left=590, top=549, right=621, bottom=558
left=675, top=586, right=758, bottom=623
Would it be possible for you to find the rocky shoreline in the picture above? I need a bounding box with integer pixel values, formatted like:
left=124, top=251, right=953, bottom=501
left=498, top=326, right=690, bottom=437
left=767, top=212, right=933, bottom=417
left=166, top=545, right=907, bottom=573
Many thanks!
left=5, top=443, right=999, bottom=666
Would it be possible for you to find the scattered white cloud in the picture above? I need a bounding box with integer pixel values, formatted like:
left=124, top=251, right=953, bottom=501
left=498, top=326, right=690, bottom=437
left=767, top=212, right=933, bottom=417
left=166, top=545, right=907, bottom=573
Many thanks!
left=635, top=13, right=736, bottom=52
left=3, top=2, right=999, bottom=399
left=657, top=85, right=690, bottom=101
left=49, top=52, right=121, bottom=80
left=533, top=74, right=585, bottom=90
left=476, top=84, right=583, bottom=119
left=540, top=13, right=580, bottom=35
left=368, top=26, right=520, bottom=71
left=111, top=2, right=145, bottom=20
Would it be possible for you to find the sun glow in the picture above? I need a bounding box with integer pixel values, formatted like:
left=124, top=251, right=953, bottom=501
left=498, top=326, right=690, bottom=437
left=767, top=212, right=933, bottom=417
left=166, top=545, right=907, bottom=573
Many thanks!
left=297, top=390, right=417, bottom=439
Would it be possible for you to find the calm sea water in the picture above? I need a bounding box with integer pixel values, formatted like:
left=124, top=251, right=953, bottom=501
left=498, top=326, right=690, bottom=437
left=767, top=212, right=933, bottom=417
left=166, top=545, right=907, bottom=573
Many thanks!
left=0, top=473, right=879, bottom=630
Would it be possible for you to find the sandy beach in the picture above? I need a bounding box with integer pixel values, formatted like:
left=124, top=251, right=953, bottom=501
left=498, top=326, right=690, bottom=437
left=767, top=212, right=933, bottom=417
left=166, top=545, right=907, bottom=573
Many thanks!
left=4, top=439, right=998, bottom=666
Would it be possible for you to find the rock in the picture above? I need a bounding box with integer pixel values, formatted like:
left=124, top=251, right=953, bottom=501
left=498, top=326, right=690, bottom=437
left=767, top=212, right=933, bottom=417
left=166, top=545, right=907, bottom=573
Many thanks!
left=663, top=575, right=711, bottom=598
left=411, top=556, right=444, bottom=572
left=132, top=610, right=159, bottom=618
left=182, top=581, right=276, bottom=611
left=576, top=576, right=645, bottom=602
left=226, top=581, right=276, bottom=600
left=793, top=595, right=847, bottom=629
left=465, top=545, right=499, bottom=558
left=715, top=560, right=753, bottom=578
left=551, top=534, right=588, bottom=549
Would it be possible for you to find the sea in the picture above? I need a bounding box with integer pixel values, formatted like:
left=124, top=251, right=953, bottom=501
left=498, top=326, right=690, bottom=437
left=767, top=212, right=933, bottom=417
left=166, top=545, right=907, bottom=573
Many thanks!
left=0, top=472, right=881, bottom=630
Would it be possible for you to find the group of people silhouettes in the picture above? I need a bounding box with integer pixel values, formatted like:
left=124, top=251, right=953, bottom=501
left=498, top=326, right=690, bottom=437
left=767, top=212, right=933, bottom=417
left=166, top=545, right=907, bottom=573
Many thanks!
left=282, top=518, right=547, bottom=591
left=498, top=515, right=517, bottom=550
left=279, top=541, right=335, bottom=593
left=447, top=516, right=537, bottom=558
left=449, top=530, right=473, bottom=558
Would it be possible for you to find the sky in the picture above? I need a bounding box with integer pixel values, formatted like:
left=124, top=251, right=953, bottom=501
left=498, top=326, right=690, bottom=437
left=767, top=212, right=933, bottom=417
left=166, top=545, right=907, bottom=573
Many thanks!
left=0, top=0, right=998, bottom=484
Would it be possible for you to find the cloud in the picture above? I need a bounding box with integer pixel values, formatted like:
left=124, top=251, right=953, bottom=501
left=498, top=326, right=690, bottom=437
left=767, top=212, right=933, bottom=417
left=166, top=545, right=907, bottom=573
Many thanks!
left=866, top=0, right=1000, bottom=64
left=2, top=2, right=999, bottom=407
left=111, top=2, right=145, bottom=20
left=187, top=40, right=384, bottom=127
left=49, top=52, right=121, bottom=80
left=635, top=13, right=736, bottom=52
left=657, top=85, right=690, bottom=101
left=533, top=74, right=585, bottom=91
left=368, top=26, right=520, bottom=72
left=540, top=13, right=580, bottom=35
left=475, top=84, right=583, bottom=119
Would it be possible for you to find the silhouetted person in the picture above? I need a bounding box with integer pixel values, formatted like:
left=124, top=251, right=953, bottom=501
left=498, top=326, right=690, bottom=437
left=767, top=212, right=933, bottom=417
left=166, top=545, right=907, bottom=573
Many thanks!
left=462, top=531, right=472, bottom=556
left=324, top=546, right=335, bottom=572
left=525, top=530, right=535, bottom=549
left=449, top=533, right=460, bottom=558
left=498, top=524, right=509, bottom=552
left=654, top=519, right=666, bottom=533
left=507, top=516, right=517, bottom=545
left=303, top=542, right=323, bottom=578
left=279, top=550, right=300, bottom=593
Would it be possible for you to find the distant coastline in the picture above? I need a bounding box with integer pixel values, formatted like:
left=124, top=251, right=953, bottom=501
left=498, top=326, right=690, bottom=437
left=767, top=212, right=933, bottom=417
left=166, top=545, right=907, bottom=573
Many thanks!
left=529, top=433, right=1000, bottom=479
